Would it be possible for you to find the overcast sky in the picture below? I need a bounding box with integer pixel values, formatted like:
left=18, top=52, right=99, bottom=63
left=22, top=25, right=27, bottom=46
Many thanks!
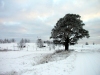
left=0, top=0, right=100, bottom=44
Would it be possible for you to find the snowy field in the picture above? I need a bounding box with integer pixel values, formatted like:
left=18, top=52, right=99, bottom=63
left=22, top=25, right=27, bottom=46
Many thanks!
left=0, top=43, right=100, bottom=75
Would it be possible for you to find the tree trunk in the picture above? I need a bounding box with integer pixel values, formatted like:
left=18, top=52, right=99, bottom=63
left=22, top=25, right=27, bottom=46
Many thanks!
left=65, top=37, right=69, bottom=51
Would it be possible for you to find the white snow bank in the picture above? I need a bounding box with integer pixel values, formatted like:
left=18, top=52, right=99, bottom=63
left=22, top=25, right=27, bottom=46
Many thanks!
left=20, top=51, right=76, bottom=75
left=0, top=51, right=54, bottom=74
left=0, top=43, right=18, bottom=50
left=22, top=51, right=100, bottom=75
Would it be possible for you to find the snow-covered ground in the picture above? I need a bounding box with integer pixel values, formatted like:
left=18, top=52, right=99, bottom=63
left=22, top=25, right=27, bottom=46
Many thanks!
left=0, top=43, right=100, bottom=75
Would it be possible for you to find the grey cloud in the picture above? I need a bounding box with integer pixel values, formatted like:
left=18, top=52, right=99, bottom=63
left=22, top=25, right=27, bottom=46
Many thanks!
left=0, top=0, right=100, bottom=43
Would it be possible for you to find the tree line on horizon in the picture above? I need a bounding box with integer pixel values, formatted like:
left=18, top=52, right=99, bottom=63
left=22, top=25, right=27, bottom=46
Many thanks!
left=0, top=38, right=30, bottom=43
left=0, top=39, right=15, bottom=43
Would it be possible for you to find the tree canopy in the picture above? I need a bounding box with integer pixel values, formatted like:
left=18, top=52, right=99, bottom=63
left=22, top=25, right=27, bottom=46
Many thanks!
left=50, top=14, right=90, bottom=50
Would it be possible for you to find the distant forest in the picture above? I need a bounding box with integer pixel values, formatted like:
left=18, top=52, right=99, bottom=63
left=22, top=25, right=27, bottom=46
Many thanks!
left=0, top=38, right=30, bottom=43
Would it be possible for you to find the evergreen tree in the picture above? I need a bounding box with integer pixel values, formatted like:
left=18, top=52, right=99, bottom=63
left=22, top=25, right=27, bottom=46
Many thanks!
left=50, top=14, right=90, bottom=51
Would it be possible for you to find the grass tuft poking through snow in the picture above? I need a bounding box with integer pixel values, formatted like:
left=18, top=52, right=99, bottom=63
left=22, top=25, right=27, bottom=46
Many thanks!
left=36, top=50, right=71, bottom=65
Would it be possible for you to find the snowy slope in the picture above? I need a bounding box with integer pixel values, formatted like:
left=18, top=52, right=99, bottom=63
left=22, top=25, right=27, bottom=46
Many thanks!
left=71, top=52, right=100, bottom=75
left=0, top=43, right=100, bottom=75
left=21, top=51, right=100, bottom=75
left=21, top=51, right=77, bottom=75
left=0, top=51, right=54, bottom=74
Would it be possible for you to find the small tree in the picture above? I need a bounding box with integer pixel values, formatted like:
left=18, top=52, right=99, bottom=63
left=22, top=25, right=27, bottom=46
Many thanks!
left=0, top=39, right=1, bottom=43
left=4, top=39, right=8, bottom=43
left=18, top=38, right=26, bottom=50
left=85, top=42, right=88, bottom=45
left=50, top=14, right=90, bottom=51
left=37, top=39, right=43, bottom=48
left=11, top=39, right=15, bottom=43
left=25, top=39, right=30, bottom=43
left=47, top=40, right=51, bottom=46
left=93, top=42, right=95, bottom=45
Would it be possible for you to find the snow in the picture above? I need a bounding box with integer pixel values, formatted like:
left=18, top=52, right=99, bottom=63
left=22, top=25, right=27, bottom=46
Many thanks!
left=21, top=51, right=76, bottom=75
left=21, top=51, right=100, bottom=75
left=0, top=43, right=100, bottom=75
left=0, top=51, right=54, bottom=74
left=0, top=43, right=18, bottom=51
left=72, top=52, right=100, bottom=75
